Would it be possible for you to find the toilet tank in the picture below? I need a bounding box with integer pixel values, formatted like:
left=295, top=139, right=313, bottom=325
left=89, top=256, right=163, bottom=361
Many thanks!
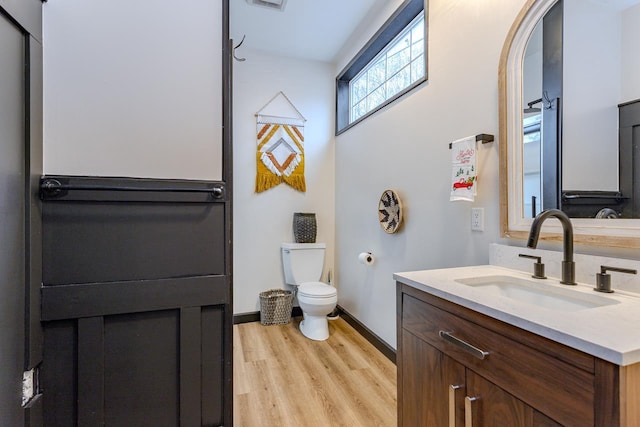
left=281, top=243, right=326, bottom=285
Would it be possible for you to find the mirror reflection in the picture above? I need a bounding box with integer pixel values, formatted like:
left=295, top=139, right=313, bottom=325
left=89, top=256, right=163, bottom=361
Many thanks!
left=521, top=0, right=640, bottom=219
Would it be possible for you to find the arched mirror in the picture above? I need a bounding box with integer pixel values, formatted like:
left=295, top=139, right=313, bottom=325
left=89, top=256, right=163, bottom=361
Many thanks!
left=499, top=0, right=640, bottom=248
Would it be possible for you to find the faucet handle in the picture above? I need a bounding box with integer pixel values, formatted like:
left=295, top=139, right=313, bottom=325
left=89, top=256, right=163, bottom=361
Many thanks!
left=595, top=265, right=638, bottom=293
left=518, top=254, right=547, bottom=279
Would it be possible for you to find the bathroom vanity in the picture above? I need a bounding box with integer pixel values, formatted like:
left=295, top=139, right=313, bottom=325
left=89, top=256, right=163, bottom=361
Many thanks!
left=395, top=266, right=640, bottom=426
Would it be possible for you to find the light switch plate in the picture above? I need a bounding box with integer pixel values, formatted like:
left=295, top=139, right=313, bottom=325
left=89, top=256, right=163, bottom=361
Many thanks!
left=471, top=208, right=484, bottom=231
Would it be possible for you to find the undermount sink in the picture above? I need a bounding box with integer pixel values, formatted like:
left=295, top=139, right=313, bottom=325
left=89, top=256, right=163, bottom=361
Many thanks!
left=455, top=275, right=619, bottom=311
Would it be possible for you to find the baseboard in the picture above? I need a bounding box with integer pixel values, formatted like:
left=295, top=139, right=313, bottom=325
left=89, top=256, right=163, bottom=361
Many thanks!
left=233, top=311, right=260, bottom=324
left=232, top=306, right=397, bottom=365
left=233, top=306, right=303, bottom=325
left=336, top=305, right=396, bottom=364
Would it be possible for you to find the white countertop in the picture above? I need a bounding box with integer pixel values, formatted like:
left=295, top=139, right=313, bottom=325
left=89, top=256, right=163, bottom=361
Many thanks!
left=394, top=265, right=640, bottom=366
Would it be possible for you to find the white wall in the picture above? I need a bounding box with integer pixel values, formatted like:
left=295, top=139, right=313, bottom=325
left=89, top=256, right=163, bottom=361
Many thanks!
left=562, top=0, right=620, bottom=191
left=333, top=0, right=519, bottom=348
left=523, top=23, right=542, bottom=111
left=621, top=2, right=640, bottom=102
left=232, top=48, right=335, bottom=314
left=43, top=0, right=222, bottom=180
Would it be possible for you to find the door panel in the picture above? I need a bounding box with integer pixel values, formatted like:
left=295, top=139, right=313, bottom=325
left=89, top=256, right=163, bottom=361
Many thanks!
left=201, top=306, right=226, bottom=425
left=466, top=370, right=562, bottom=427
left=0, top=10, right=26, bottom=426
left=41, top=179, right=230, bottom=426
left=401, top=331, right=465, bottom=426
left=42, top=198, right=225, bottom=285
left=42, top=320, right=77, bottom=425
left=103, top=311, right=179, bottom=426
left=466, top=370, right=533, bottom=426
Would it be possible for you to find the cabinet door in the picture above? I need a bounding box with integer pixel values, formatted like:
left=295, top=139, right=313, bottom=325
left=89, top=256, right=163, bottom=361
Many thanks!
left=465, top=370, right=562, bottom=427
left=401, top=331, right=466, bottom=426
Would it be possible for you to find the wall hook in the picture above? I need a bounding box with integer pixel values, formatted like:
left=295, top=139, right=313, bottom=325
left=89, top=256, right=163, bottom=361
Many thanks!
left=233, top=35, right=246, bottom=62
left=542, top=90, right=555, bottom=110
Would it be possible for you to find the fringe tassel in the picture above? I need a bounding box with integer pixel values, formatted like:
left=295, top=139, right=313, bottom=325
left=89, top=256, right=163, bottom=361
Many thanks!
left=255, top=173, right=283, bottom=193
left=283, top=174, right=306, bottom=192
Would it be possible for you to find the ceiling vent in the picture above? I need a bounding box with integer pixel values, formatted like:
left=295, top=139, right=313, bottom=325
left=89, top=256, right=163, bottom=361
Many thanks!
left=245, top=0, right=288, bottom=12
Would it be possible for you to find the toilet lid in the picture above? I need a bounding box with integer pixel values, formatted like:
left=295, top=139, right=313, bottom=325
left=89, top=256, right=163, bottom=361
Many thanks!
left=298, top=282, right=337, bottom=298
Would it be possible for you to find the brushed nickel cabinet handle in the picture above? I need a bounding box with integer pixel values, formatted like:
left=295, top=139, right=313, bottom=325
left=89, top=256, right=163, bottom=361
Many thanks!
left=449, top=384, right=463, bottom=427
left=465, top=396, right=479, bottom=427
left=439, top=331, right=489, bottom=360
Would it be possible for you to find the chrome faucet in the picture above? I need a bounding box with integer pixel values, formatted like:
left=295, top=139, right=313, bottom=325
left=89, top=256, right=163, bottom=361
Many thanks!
left=526, top=209, right=576, bottom=285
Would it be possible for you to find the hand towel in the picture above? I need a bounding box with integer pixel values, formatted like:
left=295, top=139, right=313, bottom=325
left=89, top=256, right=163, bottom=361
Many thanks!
left=450, top=136, right=477, bottom=202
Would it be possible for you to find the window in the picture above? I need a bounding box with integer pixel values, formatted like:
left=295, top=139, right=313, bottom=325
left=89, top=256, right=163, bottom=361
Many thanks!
left=350, top=14, right=425, bottom=123
left=336, top=0, right=426, bottom=134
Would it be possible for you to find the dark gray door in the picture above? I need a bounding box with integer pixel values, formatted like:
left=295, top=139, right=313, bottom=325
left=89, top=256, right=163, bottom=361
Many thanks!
left=38, top=1, right=233, bottom=425
left=40, top=178, right=232, bottom=426
left=0, top=11, right=27, bottom=426
left=541, top=0, right=563, bottom=211
left=0, top=2, right=44, bottom=424
left=619, top=99, right=640, bottom=218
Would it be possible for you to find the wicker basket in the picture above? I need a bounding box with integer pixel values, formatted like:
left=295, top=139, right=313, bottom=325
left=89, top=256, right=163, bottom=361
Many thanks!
left=259, top=289, right=293, bottom=326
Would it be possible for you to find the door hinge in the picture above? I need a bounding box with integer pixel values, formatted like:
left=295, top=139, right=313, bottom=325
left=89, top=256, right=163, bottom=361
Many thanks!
left=22, top=367, right=41, bottom=407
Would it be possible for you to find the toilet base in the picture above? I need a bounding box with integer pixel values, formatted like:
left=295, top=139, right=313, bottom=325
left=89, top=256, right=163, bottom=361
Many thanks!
left=299, top=314, right=330, bottom=341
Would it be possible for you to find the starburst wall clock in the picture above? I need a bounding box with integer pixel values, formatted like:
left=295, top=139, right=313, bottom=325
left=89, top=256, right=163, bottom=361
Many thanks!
left=378, top=189, right=403, bottom=234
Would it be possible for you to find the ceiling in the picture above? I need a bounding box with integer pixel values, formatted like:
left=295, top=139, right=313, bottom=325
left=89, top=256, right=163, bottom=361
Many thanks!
left=230, top=0, right=385, bottom=63
left=229, top=0, right=640, bottom=64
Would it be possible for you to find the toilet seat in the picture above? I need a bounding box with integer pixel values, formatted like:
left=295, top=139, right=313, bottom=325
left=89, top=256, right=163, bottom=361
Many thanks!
left=298, top=282, right=337, bottom=298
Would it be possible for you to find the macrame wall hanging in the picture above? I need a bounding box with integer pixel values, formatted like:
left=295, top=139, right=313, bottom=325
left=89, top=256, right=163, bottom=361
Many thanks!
left=255, top=92, right=307, bottom=193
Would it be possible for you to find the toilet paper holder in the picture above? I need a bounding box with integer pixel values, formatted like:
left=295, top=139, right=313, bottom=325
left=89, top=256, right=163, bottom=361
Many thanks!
left=358, top=252, right=374, bottom=265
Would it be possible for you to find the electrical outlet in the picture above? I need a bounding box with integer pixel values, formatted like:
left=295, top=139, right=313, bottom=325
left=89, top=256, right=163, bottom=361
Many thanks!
left=471, top=207, right=484, bottom=231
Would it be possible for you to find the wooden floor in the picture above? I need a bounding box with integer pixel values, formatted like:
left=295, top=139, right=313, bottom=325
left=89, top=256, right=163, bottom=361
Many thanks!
left=233, top=316, right=397, bottom=427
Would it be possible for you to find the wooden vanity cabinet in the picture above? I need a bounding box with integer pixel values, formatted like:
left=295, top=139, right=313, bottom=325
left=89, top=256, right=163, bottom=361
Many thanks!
left=397, top=282, right=640, bottom=427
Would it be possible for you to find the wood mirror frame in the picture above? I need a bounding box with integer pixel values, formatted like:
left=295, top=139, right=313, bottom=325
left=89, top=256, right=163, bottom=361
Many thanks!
left=498, top=0, right=640, bottom=249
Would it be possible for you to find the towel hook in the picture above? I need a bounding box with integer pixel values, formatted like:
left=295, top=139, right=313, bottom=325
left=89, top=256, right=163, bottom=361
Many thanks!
left=542, top=90, right=555, bottom=110
left=233, top=35, right=246, bottom=62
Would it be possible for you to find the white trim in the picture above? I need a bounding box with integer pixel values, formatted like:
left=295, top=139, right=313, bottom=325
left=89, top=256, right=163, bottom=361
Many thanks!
left=505, top=0, right=640, bottom=242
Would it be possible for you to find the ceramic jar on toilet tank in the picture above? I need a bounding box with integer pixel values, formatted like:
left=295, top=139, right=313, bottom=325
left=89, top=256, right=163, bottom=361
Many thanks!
left=281, top=243, right=337, bottom=341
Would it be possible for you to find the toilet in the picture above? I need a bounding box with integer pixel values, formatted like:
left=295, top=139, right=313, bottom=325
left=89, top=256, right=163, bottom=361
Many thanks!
left=281, top=242, right=337, bottom=341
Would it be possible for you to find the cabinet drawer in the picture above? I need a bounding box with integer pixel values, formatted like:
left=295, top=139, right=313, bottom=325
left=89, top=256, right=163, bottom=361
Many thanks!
left=402, top=293, right=595, bottom=426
